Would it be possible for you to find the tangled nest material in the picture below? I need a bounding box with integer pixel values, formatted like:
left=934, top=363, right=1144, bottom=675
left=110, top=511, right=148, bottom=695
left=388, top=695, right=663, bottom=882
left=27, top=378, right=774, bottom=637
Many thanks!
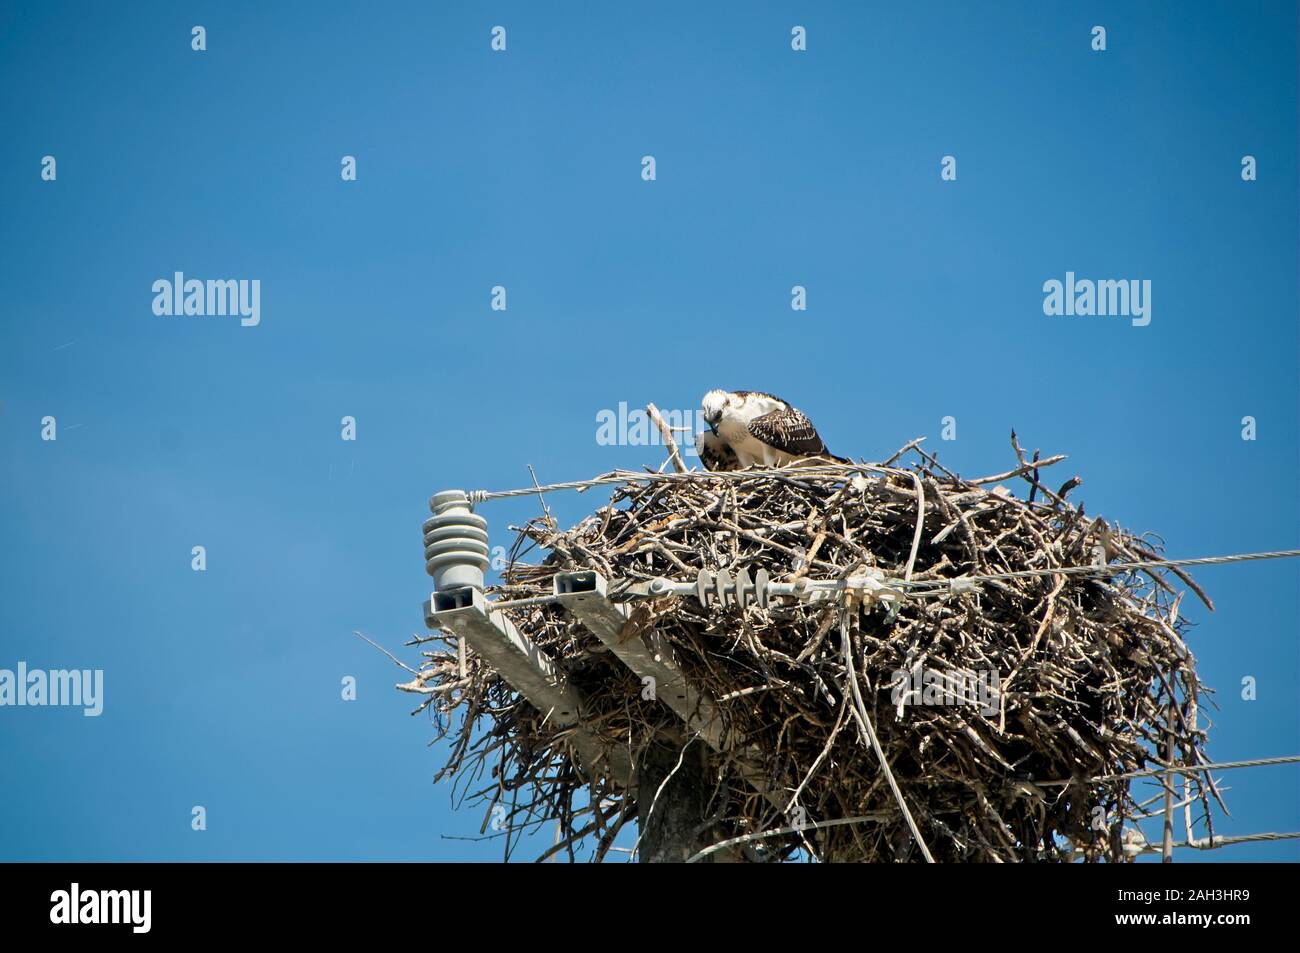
left=409, top=438, right=1219, bottom=862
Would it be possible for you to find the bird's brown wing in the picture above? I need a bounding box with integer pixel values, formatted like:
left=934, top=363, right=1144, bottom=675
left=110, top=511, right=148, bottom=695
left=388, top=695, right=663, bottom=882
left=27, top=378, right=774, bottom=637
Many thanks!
left=748, top=408, right=831, bottom=457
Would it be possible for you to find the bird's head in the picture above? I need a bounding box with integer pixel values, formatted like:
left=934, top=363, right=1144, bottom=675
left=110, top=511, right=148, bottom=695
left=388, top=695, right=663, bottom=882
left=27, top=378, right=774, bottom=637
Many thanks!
left=701, top=389, right=730, bottom=434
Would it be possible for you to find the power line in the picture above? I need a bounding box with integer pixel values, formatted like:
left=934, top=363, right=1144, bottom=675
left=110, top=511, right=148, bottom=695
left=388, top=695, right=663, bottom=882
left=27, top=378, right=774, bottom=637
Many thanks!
left=482, top=551, right=1300, bottom=614
left=1034, top=754, right=1300, bottom=787
left=897, top=549, right=1300, bottom=589
left=465, top=455, right=1072, bottom=503
left=465, top=462, right=904, bottom=503
left=463, top=467, right=1300, bottom=586
left=685, top=814, right=1299, bottom=864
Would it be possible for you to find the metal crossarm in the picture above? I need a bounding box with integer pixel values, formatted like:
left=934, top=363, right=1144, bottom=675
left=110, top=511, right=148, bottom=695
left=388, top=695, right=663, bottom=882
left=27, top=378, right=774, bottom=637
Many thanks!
left=553, top=570, right=785, bottom=810
left=425, top=585, right=632, bottom=788
left=554, top=571, right=730, bottom=750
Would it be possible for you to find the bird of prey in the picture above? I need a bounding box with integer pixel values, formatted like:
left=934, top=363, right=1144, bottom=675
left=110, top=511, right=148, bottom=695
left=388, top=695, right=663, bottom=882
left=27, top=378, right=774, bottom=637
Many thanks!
left=699, top=389, right=848, bottom=469
left=695, top=429, right=741, bottom=472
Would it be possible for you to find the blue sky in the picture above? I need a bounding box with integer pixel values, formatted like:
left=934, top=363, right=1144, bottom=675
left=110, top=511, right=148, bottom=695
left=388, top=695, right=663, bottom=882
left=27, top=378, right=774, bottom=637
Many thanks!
left=0, top=1, right=1295, bottom=861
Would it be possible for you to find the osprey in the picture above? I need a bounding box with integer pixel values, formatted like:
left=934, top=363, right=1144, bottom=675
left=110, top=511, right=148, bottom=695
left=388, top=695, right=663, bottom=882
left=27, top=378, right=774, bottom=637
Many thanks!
left=695, top=430, right=741, bottom=472
left=699, top=389, right=848, bottom=469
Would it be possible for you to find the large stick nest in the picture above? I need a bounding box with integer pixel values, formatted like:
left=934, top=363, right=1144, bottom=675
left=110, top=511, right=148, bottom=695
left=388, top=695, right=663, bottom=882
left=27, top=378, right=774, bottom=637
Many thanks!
left=411, top=441, right=1218, bottom=862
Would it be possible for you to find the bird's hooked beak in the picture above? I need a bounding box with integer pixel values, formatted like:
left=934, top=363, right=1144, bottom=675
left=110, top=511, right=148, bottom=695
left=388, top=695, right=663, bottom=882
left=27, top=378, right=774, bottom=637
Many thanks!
left=708, top=420, right=719, bottom=436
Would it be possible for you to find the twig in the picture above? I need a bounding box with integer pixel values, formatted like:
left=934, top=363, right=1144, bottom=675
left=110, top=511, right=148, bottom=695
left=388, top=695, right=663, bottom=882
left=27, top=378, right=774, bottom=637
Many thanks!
left=646, top=403, right=687, bottom=474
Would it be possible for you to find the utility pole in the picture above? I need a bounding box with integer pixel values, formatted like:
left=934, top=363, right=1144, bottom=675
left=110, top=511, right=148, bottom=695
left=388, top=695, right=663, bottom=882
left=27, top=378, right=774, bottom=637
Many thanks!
left=636, top=738, right=734, bottom=863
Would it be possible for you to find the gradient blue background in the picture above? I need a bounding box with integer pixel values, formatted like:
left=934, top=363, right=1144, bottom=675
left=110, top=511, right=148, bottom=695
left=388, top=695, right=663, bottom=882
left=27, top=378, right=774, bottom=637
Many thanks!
left=1, top=1, right=1296, bottom=861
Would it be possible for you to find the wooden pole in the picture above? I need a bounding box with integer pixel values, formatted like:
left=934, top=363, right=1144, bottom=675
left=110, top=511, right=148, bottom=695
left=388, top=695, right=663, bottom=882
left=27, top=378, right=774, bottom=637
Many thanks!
left=636, top=738, right=737, bottom=862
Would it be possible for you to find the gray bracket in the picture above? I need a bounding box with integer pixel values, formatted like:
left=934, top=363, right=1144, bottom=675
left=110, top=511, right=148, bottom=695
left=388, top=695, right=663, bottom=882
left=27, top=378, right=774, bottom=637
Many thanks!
left=553, top=570, right=784, bottom=810
left=554, top=570, right=730, bottom=751
left=426, top=585, right=632, bottom=788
